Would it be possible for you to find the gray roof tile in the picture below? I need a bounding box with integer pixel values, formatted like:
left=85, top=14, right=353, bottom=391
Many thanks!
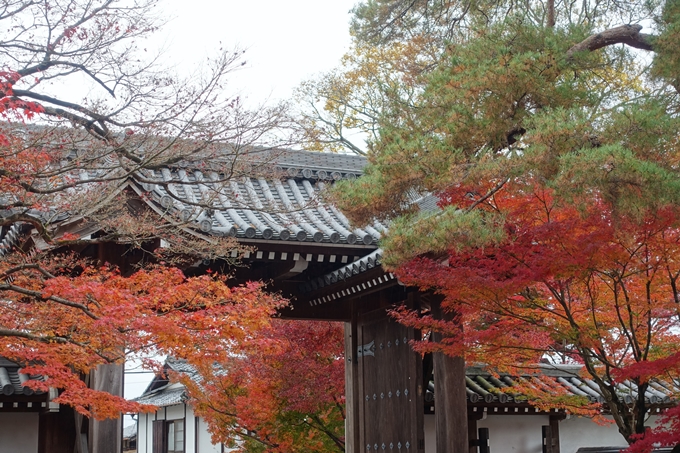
left=456, top=365, right=674, bottom=406
left=130, top=150, right=382, bottom=246
left=133, top=358, right=198, bottom=407
left=0, top=358, right=45, bottom=396
left=134, top=386, right=186, bottom=407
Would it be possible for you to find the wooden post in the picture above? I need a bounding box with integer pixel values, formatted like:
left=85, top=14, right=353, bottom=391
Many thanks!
left=548, top=414, right=563, bottom=453
left=477, top=428, right=490, bottom=453
left=468, top=410, right=484, bottom=453
left=542, top=425, right=552, bottom=453
left=431, top=297, right=469, bottom=452
left=89, top=363, right=123, bottom=453
left=345, top=314, right=361, bottom=453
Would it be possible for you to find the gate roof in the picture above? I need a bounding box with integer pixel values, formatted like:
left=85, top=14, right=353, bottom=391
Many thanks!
left=0, top=147, right=397, bottom=319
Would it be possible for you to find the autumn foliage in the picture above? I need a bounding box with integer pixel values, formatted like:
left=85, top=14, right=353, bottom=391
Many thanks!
left=181, top=320, right=346, bottom=453
left=388, top=182, right=680, bottom=442
left=0, top=0, right=294, bottom=429
left=0, top=254, right=285, bottom=419
left=308, top=0, right=680, bottom=448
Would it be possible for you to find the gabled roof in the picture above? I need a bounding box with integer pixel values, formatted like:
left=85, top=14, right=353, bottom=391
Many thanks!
left=1, top=148, right=386, bottom=248
left=123, top=424, right=137, bottom=439
left=133, top=358, right=197, bottom=408
left=1, top=147, right=397, bottom=319
left=134, top=385, right=186, bottom=408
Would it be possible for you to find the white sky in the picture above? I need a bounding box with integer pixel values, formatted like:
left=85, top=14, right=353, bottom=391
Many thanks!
left=157, top=0, right=358, bottom=107
left=123, top=0, right=357, bottom=406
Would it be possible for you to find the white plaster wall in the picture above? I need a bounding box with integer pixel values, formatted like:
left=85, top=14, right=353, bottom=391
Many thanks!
left=196, top=416, right=222, bottom=453
left=135, top=403, right=298, bottom=453
left=137, top=405, right=190, bottom=453
left=0, top=412, right=39, bottom=453
left=137, top=404, right=227, bottom=453
left=147, top=411, right=154, bottom=453
left=137, top=413, right=150, bottom=453
left=185, top=406, right=196, bottom=453
left=423, top=412, right=656, bottom=453
left=166, top=404, right=185, bottom=420
left=559, top=415, right=649, bottom=453
left=479, top=414, right=549, bottom=453
left=425, top=413, right=549, bottom=453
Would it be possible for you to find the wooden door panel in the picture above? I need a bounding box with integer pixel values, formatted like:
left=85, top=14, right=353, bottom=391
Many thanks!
left=357, top=313, right=423, bottom=453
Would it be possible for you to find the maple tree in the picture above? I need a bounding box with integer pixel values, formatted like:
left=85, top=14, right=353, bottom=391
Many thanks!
left=391, top=190, right=680, bottom=446
left=181, top=320, right=345, bottom=453
left=0, top=0, right=295, bottom=424
left=297, top=0, right=680, bottom=450
left=1, top=258, right=285, bottom=419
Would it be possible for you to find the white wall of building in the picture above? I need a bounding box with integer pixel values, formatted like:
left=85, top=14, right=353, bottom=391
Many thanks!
left=138, top=412, right=149, bottom=453
left=558, top=415, right=660, bottom=453
left=196, top=416, right=222, bottom=453
left=137, top=404, right=223, bottom=453
left=424, top=413, right=550, bottom=453
left=424, top=412, right=653, bottom=453
left=0, top=412, right=39, bottom=453
left=138, top=411, right=156, bottom=453
left=480, top=414, right=549, bottom=453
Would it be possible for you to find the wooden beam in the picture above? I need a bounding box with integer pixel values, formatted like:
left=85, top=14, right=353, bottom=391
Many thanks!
left=281, top=281, right=407, bottom=321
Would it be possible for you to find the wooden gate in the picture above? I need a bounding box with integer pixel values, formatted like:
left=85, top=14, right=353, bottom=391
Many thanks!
left=351, top=310, right=424, bottom=453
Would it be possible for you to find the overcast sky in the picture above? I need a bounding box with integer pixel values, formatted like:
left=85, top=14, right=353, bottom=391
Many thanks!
left=123, top=1, right=357, bottom=404
left=157, top=0, right=358, bottom=107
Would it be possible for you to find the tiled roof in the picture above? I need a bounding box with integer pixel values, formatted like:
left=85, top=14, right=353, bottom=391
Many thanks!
left=164, top=357, right=199, bottom=378
left=0, top=357, right=45, bottom=396
left=1, top=148, right=394, bottom=290
left=450, top=365, right=675, bottom=406
left=300, top=249, right=385, bottom=293
left=0, top=223, right=24, bottom=257
left=1, top=148, right=387, bottom=247
left=134, top=358, right=197, bottom=408
left=134, top=385, right=186, bottom=408
left=136, top=169, right=385, bottom=245
left=123, top=424, right=137, bottom=439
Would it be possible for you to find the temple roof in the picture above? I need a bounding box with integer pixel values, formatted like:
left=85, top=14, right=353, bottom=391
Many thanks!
left=136, top=360, right=677, bottom=412
left=0, top=357, right=45, bottom=397
left=1, top=148, right=386, bottom=248
left=134, top=385, right=186, bottom=408
left=135, top=168, right=385, bottom=245
left=0, top=148, right=395, bottom=318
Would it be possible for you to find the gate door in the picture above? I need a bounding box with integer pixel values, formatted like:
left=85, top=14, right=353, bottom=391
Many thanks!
left=357, top=312, right=424, bottom=453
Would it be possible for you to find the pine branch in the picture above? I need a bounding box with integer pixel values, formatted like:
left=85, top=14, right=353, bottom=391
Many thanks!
left=567, top=24, right=654, bottom=57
